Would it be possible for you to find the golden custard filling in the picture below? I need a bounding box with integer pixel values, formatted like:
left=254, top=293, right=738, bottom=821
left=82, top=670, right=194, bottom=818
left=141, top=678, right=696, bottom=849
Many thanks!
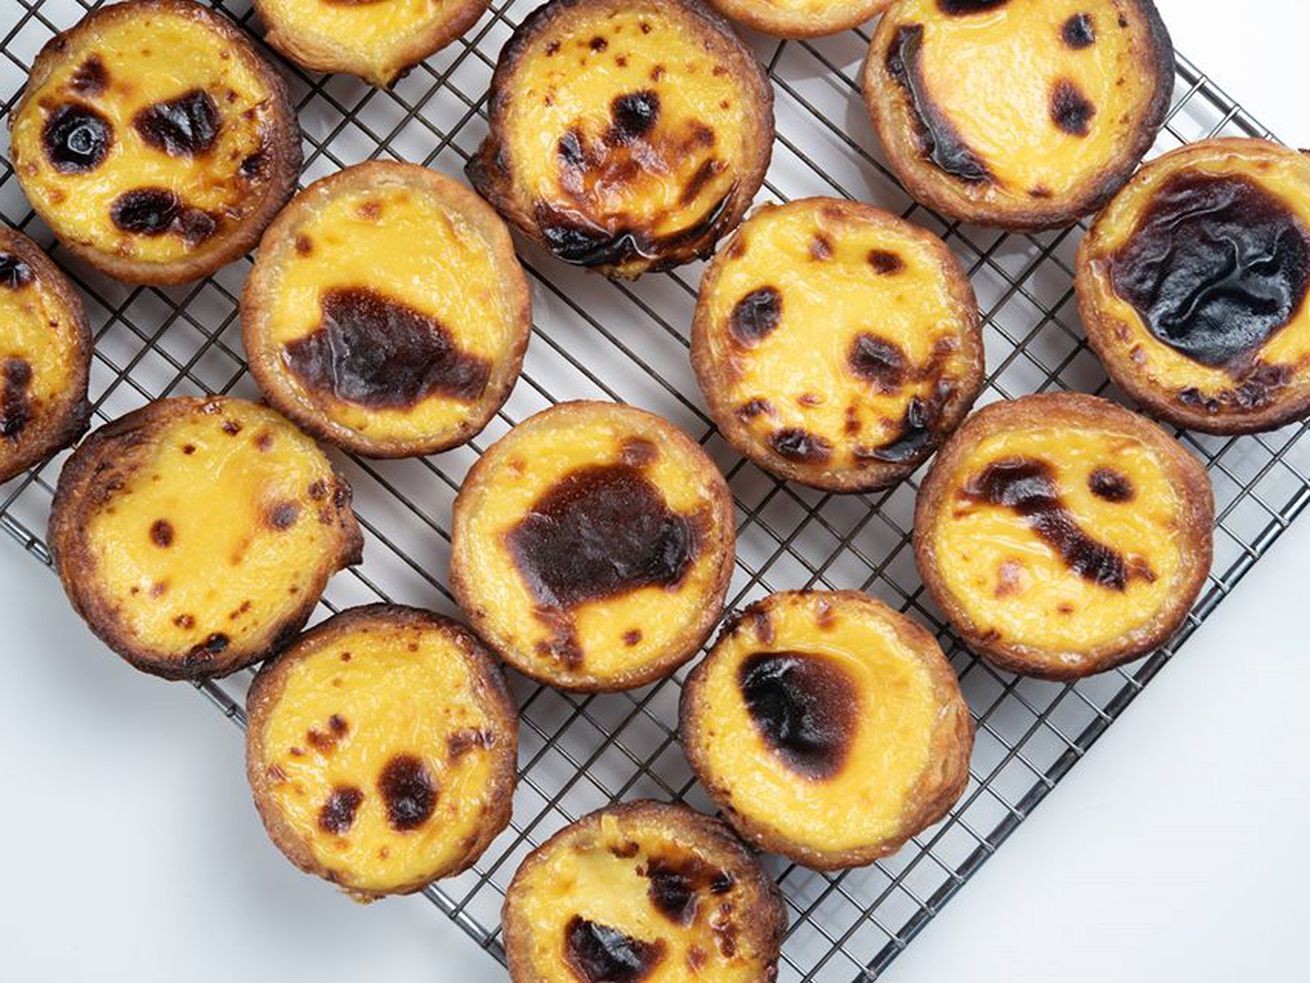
left=693, top=594, right=938, bottom=854
left=502, top=5, right=752, bottom=243
left=259, top=0, right=453, bottom=48
left=0, top=264, right=78, bottom=429
left=513, top=812, right=767, bottom=982
left=702, top=201, right=975, bottom=468
left=259, top=181, right=516, bottom=441
left=883, top=0, right=1163, bottom=202
left=928, top=426, right=1185, bottom=653
left=257, top=621, right=509, bottom=892
left=458, top=412, right=724, bottom=682
left=82, top=404, right=346, bottom=655
left=11, top=8, right=276, bottom=265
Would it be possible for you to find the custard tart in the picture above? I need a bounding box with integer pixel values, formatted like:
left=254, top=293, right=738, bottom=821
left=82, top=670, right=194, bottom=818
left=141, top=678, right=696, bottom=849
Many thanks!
left=914, top=393, right=1213, bottom=680
left=692, top=197, right=983, bottom=491
left=243, top=162, right=531, bottom=458
left=467, top=0, right=775, bottom=278
left=680, top=590, right=972, bottom=870
left=255, top=0, right=490, bottom=87
left=1077, top=139, right=1310, bottom=435
left=0, top=228, right=91, bottom=483
left=450, top=401, right=735, bottom=692
left=49, top=397, right=362, bottom=680
left=862, top=0, right=1174, bottom=230
left=247, top=604, right=518, bottom=899
left=707, top=0, right=889, bottom=38
left=503, top=800, right=786, bottom=982
left=9, top=0, right=300, bottom=285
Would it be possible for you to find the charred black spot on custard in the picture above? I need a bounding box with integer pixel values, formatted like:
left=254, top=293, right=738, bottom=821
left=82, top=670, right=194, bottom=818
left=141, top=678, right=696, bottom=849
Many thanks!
left=150, top=519, right=174, bottom=547
left=869, top=249, right=905, bottom=275
left=736, top=398, right=773, bottom=421
left=0, top=253, right=34, bottom=290
left=770, top=428, right=832, bottom=464
left=266, top=501, right=300, bottom=530
left=318, top=785, right=363, bottom=835
left=186, top=632, right=230, bottom=663
left=729, top=287, right=782, bottom=346
left=1109, top=173, right=1310, bottom=369
left=863, top=394, right=943, bottom=464
left=1050, top=79, right=1096, bottom=136
left=109, top=188, right=217, bottom=244
left=70, top=56, right=108, bottom=96
left=738, top=650, right=858, bottom=780
left=42, top=102, right=112, bottom=174
left=283, top=287, right=492, bottom=410
left=608, top=91, right=660, bottom=143
left=0, top=357, right=33, bottom=441
left=849, top=334, right=909, bottom=393
left=810, top=233, right=833, bottom=261
left=378, top=753, right=437, bottom=832
left=565, top=916, right=666, bottom=983
left=1089, top=466, right=1135, bottom=503
left=645, top=855, right=732, bottom=926
left=887, top=25, right=991, bottom=184
left=937, top=0, right=1008, bottom=12
left=506, top=463, right=698, bottom=610
left=963, top=457, right=1151, bottom=590
left=133, top=89, right=220, bottom=157
left=1062, top=13, right=1096, bottom=48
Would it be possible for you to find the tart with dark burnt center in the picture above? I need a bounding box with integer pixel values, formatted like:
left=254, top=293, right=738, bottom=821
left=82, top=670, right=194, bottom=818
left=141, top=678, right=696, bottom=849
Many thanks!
left=680, top=590, right=972, bottom=870
left=862, top=0, right=1174, bottom=230
left=9, top=0, right=300, bottom=284
left=692, top=197, right=983, bottom=491
left=467, top=0, right=775, bottom=278
left=243, top=162, right=532, bottom=458
left=255, top=0, right=490, bottom=87
left=503, top=800, right=786, bottom=982
left=914, top=393, right=1213, bottom=680
left=0, top=228, right=91, bottom=483
left=1077, top=139, right=1310, bottom=435
left=246, top=604, right=518, bottom=899
left=450, top=401, right=735, bottom=691
left=49, top=397, right=362, bottom=680
left=707, top=0, right=890, bottom=38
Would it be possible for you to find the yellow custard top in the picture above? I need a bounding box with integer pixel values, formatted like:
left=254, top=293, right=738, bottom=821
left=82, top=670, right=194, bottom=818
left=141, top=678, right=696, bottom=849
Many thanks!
left=927, top=424, right=1185, bottom=656
left=879, top=0, right=1165, bottom=203
left=511, top=808, right=772, bottom=982
left=255, top=614, right=514, bottom=893
left=11, top=4, right=279, bottom=267
left=0, top=258, right=79, bottom=436
left=698, top=199, right=977, bottom=471
left=81, top=401, right=347, bottom=657
left=252, top=172, right=520, bottom=443
left=690, top=592, right=940, bottom=854
left=454, top=403, right=730, bottom=686
left=499, top=0, right=756, bottom=242
left=260, top=0, right=452, bottom=48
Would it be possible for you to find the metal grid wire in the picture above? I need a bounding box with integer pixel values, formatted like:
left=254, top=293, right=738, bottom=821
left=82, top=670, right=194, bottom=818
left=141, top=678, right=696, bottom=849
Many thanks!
left=2, top=1, right=1305, bottom=979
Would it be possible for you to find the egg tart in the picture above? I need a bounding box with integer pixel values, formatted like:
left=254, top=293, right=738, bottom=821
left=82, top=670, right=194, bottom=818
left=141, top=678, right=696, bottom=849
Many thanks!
left=706, top=0, right=889, bottom=38
left=0, top=228, right=92, bottom=483
left=49, top=397, right=362, bottom=680
left=862, top=0, right=1174, bottom=230
left=503, top=800, right=786, bottom=982
left=450, top=401, right=735, bottom=692
left=246, top=604, right=518, bottom=899
left=9, top=0, right=301, bottom=285
left=254, top=0, right=490, bottom=87
left=914, top=393, right=1213, bottom=680
left=1076, top=139, right=1310, bottom=435
left=243, top=162, right=531, bottom=458
left=692, top=197, right=983, bottom=492
left=466, top=0, right=775, bottom=278
left=680, top=590, right=971, bottom=870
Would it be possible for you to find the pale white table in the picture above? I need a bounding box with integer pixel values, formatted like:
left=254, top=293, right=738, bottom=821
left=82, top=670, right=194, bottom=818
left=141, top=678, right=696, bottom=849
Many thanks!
left=2, top=2, right=1304, bottom=980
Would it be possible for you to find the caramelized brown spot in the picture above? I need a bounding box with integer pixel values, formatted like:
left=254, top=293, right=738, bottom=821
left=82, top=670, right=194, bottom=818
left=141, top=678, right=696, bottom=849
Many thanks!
left=149, top=519, right=174, bottom=547
left=185, top=633, right=229, bottom=664
left=810, top=233, right=833, bottom=260
left=769, top=428, right=832, bottom=464
left=42, top=103, right=112, bottom=173
left=172, top=613, right=195, bottom=629
left=182, top=443, right=196, bottom=455
left=266, top=501, right=300, bottom=530
left=623, top=629, right=642, bottom=646
left=308, top=479, right=327, bottom=500
left=355, top=200, right=382, bottom=221
left=222, top=420, right=242, bottom=436
left=565, top=917, right=665, bottom=982
left=995, top=558, right=1024, bottom=597
left=644, top=856, right=731, bottom=926
left=736, top=398, right=773, bottom=421
left=860, top=392, right=947, bottom=464
left=679, top=157, right=723, bottom=207
left=378, top=754, right=436, bottom=831
left=728, top=287, right=782, bottom=346
left=937, top=0, right=1008, bottom=11
left=608, top=91, right=659, bottom=143
left=70, top=56, right=108, bottom=95
left=284, top=287, right=491, bottom=409
left=318, top=786, right=363, bottom=835
left=110, top=188, right=216, bottom=244
left=0, top=254, right=34, bottom=290
left=447, top=728, right=496, bottom=760
left=869, top=249, right=905, bottom=275
left=294, top=235, right=313, bottom=256
left=1062, top=13, right=1096, bottom=48
left=133, top=89, right=219, bottom=157
left=1050, top=79, right=1096, bottom=136
left=620, top=437, right=658, bottom=468
left=1088, top=467, right=1134, bottom=502
left=798, top=392, right=823, bottom=407
left=738, top=651, right=858, bottom=780
left=849, top=334, right=909, bottom=392
left=0, top=358, right=33, bottom=440
left=589, top=36, right=608, bottom=51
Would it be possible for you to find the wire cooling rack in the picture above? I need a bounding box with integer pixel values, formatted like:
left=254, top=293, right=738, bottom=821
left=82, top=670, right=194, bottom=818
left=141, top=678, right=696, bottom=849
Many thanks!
left=3, top=1, right=1306, bottom=979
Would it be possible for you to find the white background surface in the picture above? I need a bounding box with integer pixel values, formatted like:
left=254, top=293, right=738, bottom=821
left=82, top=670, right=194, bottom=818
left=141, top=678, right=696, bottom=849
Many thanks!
left=2, top=2, right=1306, bottom=981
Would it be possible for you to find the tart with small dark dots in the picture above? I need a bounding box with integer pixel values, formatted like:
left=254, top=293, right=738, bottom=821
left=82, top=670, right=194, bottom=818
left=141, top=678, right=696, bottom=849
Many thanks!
left=243, top=162, right=532, bottom=458
left=503, top=800, right=786, bottom=982
left=862, top=0, right=1174, bottom=230
left=466, top=0, right=775, bottom=278
left=9, top=0, right=300, bottom=285
left=254, top=0, right=490, bottom=87
left=0, top=228, right=92, bottom=483
left=692, top=197, right=983, bottom=491
left=246, top=604, right=518, bottom=899
left=450, top=401, right=735, bottom=692
left=680, top=590, right=972, bottom=870
left=49, top=397, right=362, bottom=680
left=707, top=0, right=889, bottom=38
left=914, top=393, right=1213, bottom=680
left=1077, top=139, right=1310, bottom=435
